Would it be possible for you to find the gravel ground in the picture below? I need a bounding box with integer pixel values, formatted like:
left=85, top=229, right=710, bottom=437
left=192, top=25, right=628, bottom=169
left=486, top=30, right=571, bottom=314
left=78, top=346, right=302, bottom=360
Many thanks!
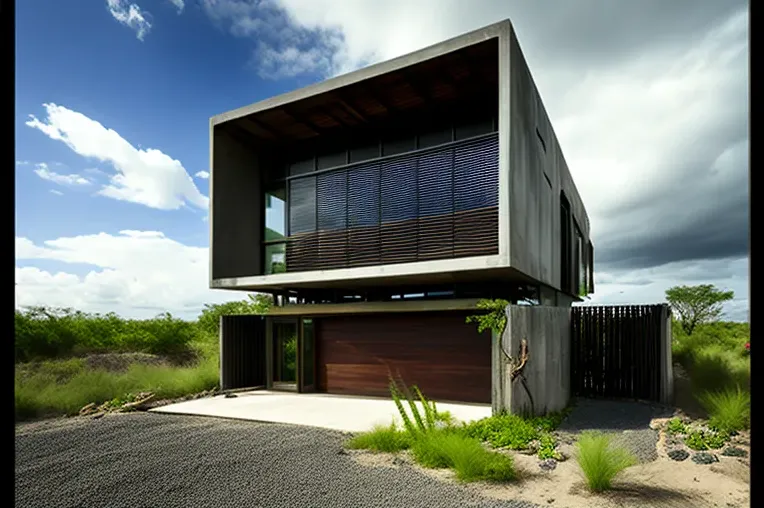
left=556, top=398, right=675, bottom=463
left=15, top=413, right=539, bottom=508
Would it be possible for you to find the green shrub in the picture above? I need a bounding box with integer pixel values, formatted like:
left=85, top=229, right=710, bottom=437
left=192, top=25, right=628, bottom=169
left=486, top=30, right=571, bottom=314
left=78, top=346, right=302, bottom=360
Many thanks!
left=537, top=433, right=559, bottom=460
left=346, top=423, right=411, bottom=453
left=460, top=411, right=566, bottom=450
left=575, top=432, right=636, bottom=492
left=666, top=418, right=687, bottom=435
left=701, top=387, right=750, bottom=433
left=683, top=429, right=729, bottom=451
left=410, top=431, right=515, bottom=482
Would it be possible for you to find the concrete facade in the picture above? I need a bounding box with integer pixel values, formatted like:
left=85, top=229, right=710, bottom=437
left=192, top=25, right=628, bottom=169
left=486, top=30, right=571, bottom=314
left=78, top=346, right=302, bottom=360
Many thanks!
left=208, top=19, right=593, bottom=301
left=493, top=304, right=571, bottom=415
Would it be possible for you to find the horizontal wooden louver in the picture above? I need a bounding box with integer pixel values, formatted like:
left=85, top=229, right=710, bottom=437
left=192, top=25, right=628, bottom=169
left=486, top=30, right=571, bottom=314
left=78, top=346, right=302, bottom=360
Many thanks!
left=285, top=134, right=499, bottom=272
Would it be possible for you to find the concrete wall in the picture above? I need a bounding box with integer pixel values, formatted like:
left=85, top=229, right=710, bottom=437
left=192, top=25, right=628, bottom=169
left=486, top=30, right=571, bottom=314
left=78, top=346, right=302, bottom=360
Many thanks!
left=492, top=304, right=571, bottom=415
left=507, top=26, right=590, bottom=293
left=210, top=127, right=263, bottom=280
left=660, top=305, right=675, bottom=405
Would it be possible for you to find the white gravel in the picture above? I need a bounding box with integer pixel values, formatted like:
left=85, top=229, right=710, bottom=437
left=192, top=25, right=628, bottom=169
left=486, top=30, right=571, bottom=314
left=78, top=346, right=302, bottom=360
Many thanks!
left=15, top=413, right=539, bottom=508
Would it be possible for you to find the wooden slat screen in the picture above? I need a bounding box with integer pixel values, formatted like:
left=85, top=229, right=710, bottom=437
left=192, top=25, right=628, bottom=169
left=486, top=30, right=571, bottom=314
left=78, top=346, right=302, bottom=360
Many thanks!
left=286, top=133, right=499, bottom=272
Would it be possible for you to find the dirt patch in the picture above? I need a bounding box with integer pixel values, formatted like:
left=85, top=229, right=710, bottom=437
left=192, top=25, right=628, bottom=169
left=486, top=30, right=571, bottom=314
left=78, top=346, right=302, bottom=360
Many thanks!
left=350, top=442, right=750, bottom=508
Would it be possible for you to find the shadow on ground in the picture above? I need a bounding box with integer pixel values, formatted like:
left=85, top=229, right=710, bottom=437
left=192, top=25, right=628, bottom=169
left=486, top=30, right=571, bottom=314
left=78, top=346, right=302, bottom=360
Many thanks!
left=559, top=398, right=675, bottom=433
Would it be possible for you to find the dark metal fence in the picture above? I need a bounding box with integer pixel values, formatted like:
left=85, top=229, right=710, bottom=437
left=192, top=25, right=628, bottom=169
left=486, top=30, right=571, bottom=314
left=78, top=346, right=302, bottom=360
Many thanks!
left=570, top=305, right=667, bottom=402
left=220, top=315, right=266, bottom=391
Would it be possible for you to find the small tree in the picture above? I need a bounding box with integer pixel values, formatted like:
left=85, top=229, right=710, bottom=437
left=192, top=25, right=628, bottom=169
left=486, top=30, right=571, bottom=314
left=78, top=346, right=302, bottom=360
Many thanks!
left=665, top=284, right=734, bottom=336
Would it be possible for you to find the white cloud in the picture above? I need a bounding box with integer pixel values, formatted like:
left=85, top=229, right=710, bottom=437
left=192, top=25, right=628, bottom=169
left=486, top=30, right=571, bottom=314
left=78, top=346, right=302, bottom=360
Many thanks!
left=195, top=170, right=210, bottom=179
left=16, top=160, right=30, bottom=166
left=26, top=103, right=209, bottom=211
left=587, top=257, right=748, bottom=322
left=169, top=0, right=184, bottom=13
left=15, top=231, right=241, bottom=319
left=49, top=190, right=64, bottom=196
left=33, top=163, right=90, bottom=186
left=106, top=0, right=152, bottom=41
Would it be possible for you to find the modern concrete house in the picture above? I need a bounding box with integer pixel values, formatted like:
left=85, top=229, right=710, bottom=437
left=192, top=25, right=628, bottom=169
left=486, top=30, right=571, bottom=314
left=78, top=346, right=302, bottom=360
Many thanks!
left=209, top=19, right=594, bottom=405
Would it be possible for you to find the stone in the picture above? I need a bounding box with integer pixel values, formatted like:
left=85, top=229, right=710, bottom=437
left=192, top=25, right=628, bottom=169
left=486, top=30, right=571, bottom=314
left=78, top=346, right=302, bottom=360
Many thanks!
left=668, top=449, right=690, bottom=461
left=721, top=446, right=748, bottom=458
left=692, top=452, right=719, bottom=465
left=538, top=459, right=557, bottom=471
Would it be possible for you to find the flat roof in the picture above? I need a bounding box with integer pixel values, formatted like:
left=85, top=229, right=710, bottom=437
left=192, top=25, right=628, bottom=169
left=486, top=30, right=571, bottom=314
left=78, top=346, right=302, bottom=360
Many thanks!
left=210, top=19, right=512, bottom=127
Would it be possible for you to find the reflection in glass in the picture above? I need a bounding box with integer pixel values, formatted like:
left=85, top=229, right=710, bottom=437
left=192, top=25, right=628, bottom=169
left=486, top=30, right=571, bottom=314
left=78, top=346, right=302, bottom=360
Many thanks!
left=265, top=187, right=286, bottom=238
left=265, top=242, right=286, bottom=274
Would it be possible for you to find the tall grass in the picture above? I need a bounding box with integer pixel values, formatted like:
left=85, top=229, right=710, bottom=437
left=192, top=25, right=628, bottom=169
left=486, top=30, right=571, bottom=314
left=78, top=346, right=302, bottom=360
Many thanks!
left=700, top=387, right=750, bottom=433
left=575, top=432, right=636, bottom=492
left=15, top=354, right=219, bottom=420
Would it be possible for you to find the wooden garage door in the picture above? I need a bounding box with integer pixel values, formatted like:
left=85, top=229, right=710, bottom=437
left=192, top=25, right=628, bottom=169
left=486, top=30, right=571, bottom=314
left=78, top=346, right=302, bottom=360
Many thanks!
left=317, top=311, right=491, bottom=403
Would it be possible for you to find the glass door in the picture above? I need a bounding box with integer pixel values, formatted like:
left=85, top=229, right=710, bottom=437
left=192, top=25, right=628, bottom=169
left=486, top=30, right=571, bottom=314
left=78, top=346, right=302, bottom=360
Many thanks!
left=299, top=319, right=316, bottom=393
left=272, top=319, right=298, bottom=391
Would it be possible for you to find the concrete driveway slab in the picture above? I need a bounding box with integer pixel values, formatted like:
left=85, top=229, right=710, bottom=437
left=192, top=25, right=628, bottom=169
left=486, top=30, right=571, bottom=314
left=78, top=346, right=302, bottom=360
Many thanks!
left=149, top=390, right=491, bottom=432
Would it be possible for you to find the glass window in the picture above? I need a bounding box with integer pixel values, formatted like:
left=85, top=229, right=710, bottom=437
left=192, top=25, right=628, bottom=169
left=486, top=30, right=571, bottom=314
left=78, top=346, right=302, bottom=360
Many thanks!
left=265, top=187, right=286, bottom=239
left=455, top=117, right=494, bottom=140
left=349, top=142, right=379, bottom=163
left=418, top=126, right=452, bottom=149
left=289, top=176, right=317, bottom=234
left=265, top=242, right=286, bottom=274
left=290, top=158, right=315, bottom=176
left=382, top=136, right=415, bottom=156
left=317, top=151, right=347, bottom=170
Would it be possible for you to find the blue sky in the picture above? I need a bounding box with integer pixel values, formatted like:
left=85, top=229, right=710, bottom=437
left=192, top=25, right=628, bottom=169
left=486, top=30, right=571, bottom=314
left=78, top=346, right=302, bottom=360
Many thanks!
left=15, top=1, right=748, bottom=320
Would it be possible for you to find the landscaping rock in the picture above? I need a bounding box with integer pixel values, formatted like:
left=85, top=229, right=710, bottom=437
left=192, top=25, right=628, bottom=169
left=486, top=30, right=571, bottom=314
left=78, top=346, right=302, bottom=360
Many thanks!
left=722, top=446, right=748, bottom=458
left=79, top=403, right=97, bottom=416
left=538, top=459, right=557, bottom=471
left=692, top=452, right=719, bottom=464
left=668, top=449, right=690, bottom=461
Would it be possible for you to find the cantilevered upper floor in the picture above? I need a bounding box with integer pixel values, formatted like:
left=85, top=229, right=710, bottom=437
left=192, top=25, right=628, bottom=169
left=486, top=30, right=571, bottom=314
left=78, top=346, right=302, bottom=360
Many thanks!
left=209, top=19, right=593, bottom=300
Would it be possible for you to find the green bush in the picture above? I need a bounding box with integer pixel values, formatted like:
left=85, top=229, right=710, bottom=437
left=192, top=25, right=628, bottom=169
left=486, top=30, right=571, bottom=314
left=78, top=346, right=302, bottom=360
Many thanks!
left=15, top=307, right=202, bottom=362
left=701, top=387, right=750, bottom=433
left=460, top=411, right=566, bottom=450
left=666, top=418, right=687, bottom=435
left=346, top=423, right=411, bottom=453
left=537, top=433, right=559, bottom=460
left=575, top=432, right=636, bottom=492
left=410, top=430, right=515, bottom=482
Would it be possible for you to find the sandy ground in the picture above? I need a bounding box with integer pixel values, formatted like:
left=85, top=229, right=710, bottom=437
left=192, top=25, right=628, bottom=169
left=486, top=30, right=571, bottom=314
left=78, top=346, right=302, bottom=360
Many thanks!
left=350, top=428, right=750, bottom=508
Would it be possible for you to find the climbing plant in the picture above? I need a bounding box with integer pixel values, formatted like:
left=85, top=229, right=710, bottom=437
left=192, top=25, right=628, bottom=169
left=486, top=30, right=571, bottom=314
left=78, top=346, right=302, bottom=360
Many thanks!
left=465, top=299, right=510, bottom=336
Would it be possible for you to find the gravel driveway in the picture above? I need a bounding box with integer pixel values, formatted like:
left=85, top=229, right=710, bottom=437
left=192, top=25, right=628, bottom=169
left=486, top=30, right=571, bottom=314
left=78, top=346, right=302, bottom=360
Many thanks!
left=15, top=413, right=538, bottom=508
left=556, top=398, right=675, bottom=463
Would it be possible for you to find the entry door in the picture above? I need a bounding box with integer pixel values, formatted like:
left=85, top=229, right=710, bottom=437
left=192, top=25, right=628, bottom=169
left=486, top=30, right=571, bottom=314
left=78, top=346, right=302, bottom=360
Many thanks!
left=272, top=319, right=298, bottom=389
left=299, top=318, right=316, bottom=393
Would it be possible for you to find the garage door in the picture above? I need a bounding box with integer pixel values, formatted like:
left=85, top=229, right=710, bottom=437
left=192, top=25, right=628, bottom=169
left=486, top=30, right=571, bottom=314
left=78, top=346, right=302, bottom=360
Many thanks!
left=317, top=311, right=491, bottom=403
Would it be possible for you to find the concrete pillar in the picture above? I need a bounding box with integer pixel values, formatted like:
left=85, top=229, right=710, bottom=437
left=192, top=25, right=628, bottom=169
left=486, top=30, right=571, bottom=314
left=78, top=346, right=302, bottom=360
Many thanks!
left=659, top=305, right=674, bottom=405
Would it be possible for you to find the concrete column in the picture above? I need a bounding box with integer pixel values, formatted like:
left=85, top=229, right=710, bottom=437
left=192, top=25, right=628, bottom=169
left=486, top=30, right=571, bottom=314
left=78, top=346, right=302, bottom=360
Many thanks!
left=659, top=305, right=674, bottom=405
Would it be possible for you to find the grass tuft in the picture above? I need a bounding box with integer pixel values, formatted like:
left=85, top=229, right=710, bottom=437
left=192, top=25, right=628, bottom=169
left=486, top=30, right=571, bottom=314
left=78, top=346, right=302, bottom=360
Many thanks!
left=411, top=430, right=515, bottom=482
left=575, top=432, right=636, bottom=492
left=700, top=387, right=750, bottom=433
left=346, top=423, right=411, bottom=453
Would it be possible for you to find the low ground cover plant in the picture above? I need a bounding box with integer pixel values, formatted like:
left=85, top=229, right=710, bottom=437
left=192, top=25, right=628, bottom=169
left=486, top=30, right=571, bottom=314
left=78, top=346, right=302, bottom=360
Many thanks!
left=575, top=431, right=636, bottom=492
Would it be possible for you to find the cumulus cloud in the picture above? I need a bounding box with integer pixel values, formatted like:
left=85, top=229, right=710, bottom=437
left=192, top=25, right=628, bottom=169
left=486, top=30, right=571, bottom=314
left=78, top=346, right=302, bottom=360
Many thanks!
left=168, top=0, right=184, bottom=13
left=15, top=232, right=240, bottom=319
left=195, top=170, right=210, bottom=179
left=106, top=0, right=152, bottom=41
left=33, top=162, right=90, bottom=186
left=26, top=103, right=209, bottom=211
